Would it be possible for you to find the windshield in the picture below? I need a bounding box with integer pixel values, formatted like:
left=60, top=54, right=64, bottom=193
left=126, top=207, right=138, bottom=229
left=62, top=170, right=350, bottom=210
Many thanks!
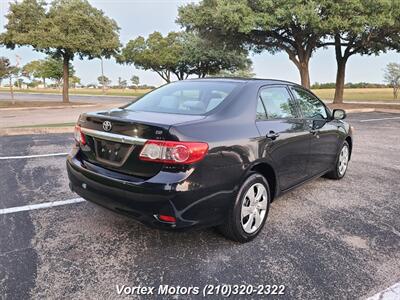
left=125, top=81, right=241, bottom=115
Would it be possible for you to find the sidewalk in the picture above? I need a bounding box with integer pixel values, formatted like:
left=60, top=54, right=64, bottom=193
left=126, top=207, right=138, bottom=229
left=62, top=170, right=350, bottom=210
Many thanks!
left=0, top=102, right=127, bottom=129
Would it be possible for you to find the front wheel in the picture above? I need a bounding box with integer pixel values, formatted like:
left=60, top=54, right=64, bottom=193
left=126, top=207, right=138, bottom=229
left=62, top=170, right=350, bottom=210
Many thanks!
left=218, top=173, right=271, bottom=243
left=325, top=141, right=350, bottom=179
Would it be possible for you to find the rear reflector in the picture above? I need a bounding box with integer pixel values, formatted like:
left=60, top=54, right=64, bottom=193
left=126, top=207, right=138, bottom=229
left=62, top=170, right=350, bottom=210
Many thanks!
left=74, top=125, right=86, bottom=145
left=139, top=140, right=208, bottom=164
left=158, top=215, right=176, bottom=223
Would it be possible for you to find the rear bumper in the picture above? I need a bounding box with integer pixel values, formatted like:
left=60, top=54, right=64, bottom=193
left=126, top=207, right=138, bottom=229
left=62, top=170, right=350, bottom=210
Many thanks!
left=66, top=155, right=235, bottom=230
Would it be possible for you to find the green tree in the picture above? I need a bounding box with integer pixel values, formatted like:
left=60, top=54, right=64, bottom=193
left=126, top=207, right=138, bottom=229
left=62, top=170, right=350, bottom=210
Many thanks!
left=178, top=0, right=328, bottom=88
left=130, top=75, right=140, bottom=88
left=22, top=60, right=41, bottom=80
left=69, top=75, right=81, bottom=88
left=321, top=0, right=400, bottom=103
left=28, top=57, right=75, bottom=87
left=27, top=79, right=42, bottom=88
left=179, top=32, right=251, bottom=79
left=15, top=78, right=24, bottom=88
left=383, top=63, right=400, bottom=99
left=120, top=31, right=251, bottom=82
left=0, top=57, right=19, bottom=100
left=22, top=60, right=49, bottom=87
left=1, top=0, right=120, bottom=102
left=216, top=66, right=255, bottom=78
left=118, top=77, right=127, bottom=89
left=40, top=57, right=75, bottom=87
left=119, top=32, right=182, bottom=83
left=98, top=75, right=111, bottom=88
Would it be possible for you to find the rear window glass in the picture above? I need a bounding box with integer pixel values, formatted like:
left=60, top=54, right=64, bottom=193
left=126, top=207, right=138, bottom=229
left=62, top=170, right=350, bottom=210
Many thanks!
left=125, top=81, right=241, bottom=115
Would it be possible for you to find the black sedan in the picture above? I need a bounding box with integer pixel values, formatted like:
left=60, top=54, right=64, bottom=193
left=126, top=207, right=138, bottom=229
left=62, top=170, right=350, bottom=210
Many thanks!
left=67, top=78, right=352, bottom=242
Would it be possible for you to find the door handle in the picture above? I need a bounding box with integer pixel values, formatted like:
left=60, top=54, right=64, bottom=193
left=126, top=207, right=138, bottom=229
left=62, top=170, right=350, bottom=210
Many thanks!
left=266, top=131, right=280, bottom=140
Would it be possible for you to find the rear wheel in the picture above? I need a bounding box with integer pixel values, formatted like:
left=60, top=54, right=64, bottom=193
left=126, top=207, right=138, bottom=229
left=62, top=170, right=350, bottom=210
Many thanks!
left=218, top=173, right=271, bottom=243
left=325, top=141, right=350, bottom=179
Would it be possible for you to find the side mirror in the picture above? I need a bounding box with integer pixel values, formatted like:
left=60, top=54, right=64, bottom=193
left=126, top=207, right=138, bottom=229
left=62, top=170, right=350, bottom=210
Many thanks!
left=312, top=119, right=327, bottom=130
left=332, top=109, right=346, bottom=120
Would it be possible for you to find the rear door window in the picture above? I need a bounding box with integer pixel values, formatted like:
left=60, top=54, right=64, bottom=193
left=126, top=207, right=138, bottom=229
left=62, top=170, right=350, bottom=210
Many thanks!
left=259, top=86, right=298, bottom=119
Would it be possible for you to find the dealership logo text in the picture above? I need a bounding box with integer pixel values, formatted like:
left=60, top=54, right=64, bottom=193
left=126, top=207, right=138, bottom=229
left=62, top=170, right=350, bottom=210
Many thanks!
left=116, top=285, right=200, bottom=296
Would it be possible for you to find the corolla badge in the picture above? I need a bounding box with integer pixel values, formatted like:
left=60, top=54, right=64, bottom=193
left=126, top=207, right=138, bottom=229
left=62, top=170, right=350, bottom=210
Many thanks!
left=102, top=120, right=112, bottom=132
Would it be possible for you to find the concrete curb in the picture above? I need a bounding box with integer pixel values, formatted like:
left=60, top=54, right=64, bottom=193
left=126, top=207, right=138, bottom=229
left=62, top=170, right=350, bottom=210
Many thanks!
left=0, top=127, right=74, bottom=136
left=345, top=108, right=400, bottom=114
left=344, top=108, right=376, bottom=113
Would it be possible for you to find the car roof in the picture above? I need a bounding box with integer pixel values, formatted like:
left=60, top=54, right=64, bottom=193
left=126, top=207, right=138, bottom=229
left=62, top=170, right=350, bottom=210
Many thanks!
left=186, top=77, right=302, bottom=87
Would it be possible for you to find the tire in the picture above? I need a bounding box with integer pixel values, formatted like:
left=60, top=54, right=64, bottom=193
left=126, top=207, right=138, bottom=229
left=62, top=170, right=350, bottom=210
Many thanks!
left=218, top=173, right=271, bottom=243
left=325, top=141, right=350, bottom=180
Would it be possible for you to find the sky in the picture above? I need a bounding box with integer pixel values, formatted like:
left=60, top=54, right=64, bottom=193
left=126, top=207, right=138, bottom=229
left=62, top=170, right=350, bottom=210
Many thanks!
left=0, top=0, right=399, bottom=87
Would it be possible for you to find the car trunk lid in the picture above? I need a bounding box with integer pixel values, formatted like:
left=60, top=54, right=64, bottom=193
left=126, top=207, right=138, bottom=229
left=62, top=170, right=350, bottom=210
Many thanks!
left=77, top=109, right=205, bottom=178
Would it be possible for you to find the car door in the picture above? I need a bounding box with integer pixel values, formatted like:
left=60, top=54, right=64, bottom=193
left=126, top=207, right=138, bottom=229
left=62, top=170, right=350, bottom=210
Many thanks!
left=255, top=85, right=310, bottom=191
left=290, top=86, right=340, bottom=176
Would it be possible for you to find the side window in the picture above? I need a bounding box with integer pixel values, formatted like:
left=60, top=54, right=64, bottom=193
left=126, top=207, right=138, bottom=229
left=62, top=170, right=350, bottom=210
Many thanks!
left=259, top=87, right=297, bottom=119
left=291, top=88, right=328, bottom=119
left=256, top=97, right=267, bottom=120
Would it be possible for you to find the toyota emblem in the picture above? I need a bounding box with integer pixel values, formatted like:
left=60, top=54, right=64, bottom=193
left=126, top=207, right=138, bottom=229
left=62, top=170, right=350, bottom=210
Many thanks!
left=102, top=121, right=112, bottom=132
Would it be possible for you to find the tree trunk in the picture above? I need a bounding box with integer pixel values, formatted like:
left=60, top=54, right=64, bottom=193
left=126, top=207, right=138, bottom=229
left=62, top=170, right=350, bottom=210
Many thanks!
left=9, top=77, right=15, bottom=104
left=62, top=55, right=70, bottom=103
left=394, top=86, right=398, bottom=99
left=333, top=59, right=347, bottom=104
left=288, top=51, right=311, bottom=89
left=43, top=78, right=46, bottom=88
left=298, top=63, right=310, bottom=89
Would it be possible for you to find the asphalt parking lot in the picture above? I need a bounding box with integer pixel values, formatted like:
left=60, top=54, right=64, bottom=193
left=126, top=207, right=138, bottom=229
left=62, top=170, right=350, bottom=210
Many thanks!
left=0, top=112, right=399, bottom=299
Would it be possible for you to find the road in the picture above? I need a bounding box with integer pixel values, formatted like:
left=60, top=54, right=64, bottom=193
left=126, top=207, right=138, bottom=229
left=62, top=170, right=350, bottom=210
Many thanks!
left=0, top=112, right=399, bottom=299
left=0, top=91, right=133, bottom=103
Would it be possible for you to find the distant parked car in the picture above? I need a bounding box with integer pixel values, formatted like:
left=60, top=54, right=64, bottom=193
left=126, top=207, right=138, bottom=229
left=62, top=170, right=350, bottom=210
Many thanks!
left=67, top=78, right=352, bottom=242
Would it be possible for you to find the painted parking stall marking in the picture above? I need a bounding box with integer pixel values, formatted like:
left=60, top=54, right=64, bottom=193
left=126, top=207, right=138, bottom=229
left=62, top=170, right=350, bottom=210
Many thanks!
left=0, top=151, right=77, bottom=215
left=366, top=282, right=400, bottom=300
left=0, top=198, right=85, bottom=215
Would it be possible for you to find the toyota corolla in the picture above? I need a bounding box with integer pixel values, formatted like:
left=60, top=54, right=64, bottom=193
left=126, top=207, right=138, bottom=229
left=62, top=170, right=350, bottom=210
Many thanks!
left=67, top=78, right=352, bottom=242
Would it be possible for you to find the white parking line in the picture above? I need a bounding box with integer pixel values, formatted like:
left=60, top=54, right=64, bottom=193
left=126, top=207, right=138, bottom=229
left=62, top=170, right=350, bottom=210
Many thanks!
left=366, top=282, right=400, bottom=300
left=0, top=152, right=68, bottom=160
left=359, top=116, right=400, bottom=122
left=0, top=198, right=85, bottom=215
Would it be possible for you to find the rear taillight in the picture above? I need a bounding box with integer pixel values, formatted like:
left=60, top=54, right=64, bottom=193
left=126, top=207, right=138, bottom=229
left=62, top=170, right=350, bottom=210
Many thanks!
left=139, top=140, right=208, bottom=164
left=74, top=125, right=86, bottom=145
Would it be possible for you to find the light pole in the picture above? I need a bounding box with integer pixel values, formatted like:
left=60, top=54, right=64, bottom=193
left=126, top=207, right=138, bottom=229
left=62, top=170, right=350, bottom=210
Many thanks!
left=101, top=57, right=105, bottom=94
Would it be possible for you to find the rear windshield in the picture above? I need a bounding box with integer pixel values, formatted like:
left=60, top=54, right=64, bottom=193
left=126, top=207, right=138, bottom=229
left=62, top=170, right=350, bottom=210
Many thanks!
left=125, top=81, right=241, bottom=115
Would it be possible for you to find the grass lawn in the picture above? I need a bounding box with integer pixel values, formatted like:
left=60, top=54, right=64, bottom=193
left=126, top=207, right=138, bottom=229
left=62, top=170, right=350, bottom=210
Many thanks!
left=312, top=88, right=399, bottom=102
left=0, top=87, right=150, bottom=97
left=0, top=101, right=90, bottom=108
